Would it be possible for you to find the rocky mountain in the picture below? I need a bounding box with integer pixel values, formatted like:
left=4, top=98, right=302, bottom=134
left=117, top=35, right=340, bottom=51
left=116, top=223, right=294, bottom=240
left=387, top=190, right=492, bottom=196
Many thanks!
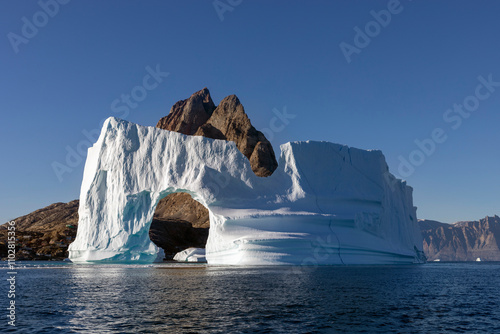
left=149, top=192, right=209, bottom=259
left=154, top=192, right=209, bottom=229
left=1, top=200, right=79, bottom=234
left=420, top=215, right=500, bottom=261
left=0, top=201, right=79, bottom=260
left=156, top=87, right=216, bottom=136
left=157, top=88, right=278, bottom=177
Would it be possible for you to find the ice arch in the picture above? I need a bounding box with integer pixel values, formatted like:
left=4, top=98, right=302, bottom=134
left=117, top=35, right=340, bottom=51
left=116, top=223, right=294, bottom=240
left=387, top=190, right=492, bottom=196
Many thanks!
left=68, top=117, right=425, bottom=264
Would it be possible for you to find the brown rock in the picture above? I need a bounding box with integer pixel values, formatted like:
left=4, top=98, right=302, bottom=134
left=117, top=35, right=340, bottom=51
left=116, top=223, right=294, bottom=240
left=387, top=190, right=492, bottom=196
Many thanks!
left=250, top=141, right=278, bottom=177
left=0, top=200, right=79, bottom=260
left=157, top=89, right=278, bottom=177
left=201, top=94, right=278, bottom=176
left=0, top=200, right=79, bottom=234
left=153, top=193, right=209, bottom=229
left=194, top=123, right=226, bottom=140
left=151, top=193, right=210, bottom=260
left=419, top=215, right=500, bottom=261
left=156, top=87, right=216, bottom=135
left=149, top=218, right=208, bottom=260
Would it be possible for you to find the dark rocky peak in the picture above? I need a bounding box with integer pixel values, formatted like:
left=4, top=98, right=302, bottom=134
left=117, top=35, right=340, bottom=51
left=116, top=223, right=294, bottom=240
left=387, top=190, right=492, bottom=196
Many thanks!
left=157, top=88, right=278, bottom=177
left=156, top=87, right=216, bottom=135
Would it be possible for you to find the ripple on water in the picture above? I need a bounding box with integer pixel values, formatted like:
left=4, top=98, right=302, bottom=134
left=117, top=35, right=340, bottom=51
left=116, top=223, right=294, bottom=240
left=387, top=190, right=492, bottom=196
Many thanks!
left=3, top=262, right=500, bottom=333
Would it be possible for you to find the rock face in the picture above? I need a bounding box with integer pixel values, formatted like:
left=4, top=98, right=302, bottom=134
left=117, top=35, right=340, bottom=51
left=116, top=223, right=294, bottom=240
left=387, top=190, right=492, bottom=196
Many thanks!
left=3, top=200, right=79, bottom=234
left=149, top=218, right=208, bottom=260
left=68, top=117, right=424, bottom=265
left=157, top=88, right=278, bottom=177
left=0, top=201, right=79, bottom=260
left=153, top=192, right=209, bottom=229
left=156, top=87, right=216, bottom=136
left=420, top=216, right=500, bottom=261
left=149, top=192, right=209, bottom=259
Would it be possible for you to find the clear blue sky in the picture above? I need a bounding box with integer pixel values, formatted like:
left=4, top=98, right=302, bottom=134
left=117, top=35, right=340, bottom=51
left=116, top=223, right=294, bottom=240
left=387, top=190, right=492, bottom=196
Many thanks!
left=1, top=0, right=499, bottom=224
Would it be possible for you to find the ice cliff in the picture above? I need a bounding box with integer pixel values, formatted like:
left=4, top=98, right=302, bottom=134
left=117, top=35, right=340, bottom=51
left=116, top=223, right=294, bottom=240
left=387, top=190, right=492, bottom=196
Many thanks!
left=68, top=117, right=425, bottom=264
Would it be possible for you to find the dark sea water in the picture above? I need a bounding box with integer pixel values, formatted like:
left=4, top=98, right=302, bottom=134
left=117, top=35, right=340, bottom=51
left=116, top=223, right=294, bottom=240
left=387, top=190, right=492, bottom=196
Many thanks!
left=1, top=262, right=500, bottom=333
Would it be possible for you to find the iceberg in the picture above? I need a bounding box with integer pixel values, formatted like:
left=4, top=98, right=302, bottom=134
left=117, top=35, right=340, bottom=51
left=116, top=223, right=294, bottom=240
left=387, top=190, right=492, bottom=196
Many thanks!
left=68, top=117, right=425, bottom=265
left=173, top=248, right=207, bottom=262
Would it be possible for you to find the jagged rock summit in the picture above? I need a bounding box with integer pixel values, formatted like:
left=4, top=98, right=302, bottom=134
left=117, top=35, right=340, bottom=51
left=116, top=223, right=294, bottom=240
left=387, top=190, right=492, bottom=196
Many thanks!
left=157, top=87, right=216, bottom=136
left=157, top=88, right=278, bottom=177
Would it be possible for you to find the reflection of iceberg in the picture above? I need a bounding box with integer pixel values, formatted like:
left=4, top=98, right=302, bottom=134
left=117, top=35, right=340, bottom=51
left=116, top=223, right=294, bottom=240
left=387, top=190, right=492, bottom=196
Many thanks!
left=68, top=117, right=424, bottom=265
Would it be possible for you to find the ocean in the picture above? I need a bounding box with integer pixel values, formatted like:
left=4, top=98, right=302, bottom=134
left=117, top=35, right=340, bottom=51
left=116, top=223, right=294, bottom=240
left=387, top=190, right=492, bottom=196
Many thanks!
left=1, top=262, right=499, bottom=333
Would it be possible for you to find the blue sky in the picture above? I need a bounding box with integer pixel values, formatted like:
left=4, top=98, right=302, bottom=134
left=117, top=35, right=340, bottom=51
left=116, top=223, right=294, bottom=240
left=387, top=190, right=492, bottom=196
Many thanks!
left=1, top=0, right=499, bottom=224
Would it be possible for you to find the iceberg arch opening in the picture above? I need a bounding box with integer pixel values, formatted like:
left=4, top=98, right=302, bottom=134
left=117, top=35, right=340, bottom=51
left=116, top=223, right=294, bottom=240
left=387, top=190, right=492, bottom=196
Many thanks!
left=149, top=191, right=210, bottom=261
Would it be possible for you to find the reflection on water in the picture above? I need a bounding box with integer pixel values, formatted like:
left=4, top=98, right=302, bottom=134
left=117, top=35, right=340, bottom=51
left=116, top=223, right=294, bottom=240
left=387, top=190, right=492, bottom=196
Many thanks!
left=3, top=262, right=500, bottom=333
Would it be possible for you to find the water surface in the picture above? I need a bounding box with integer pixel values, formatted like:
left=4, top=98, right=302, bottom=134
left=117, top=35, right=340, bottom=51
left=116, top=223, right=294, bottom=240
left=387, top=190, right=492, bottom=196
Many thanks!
left=2, top=262, right=499, bottom=333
